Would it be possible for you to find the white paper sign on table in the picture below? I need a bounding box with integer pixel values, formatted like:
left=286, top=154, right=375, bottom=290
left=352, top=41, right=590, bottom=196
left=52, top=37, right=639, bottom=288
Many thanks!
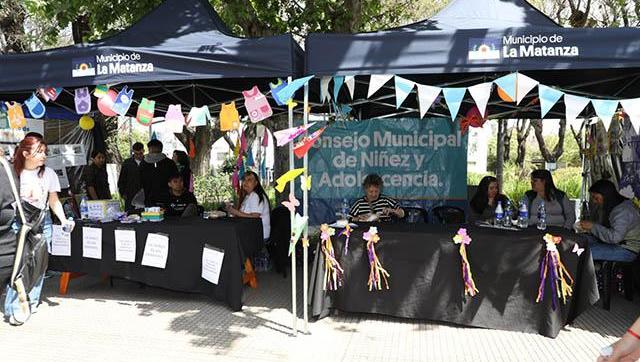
left=114, top=229, right=136, bottom=262
left=51, top=225, right=71, bottom=256
left=82, top=227, right=102, bottom=259
left=141, top=233, right=169, bottom=269
left=201, top=245, right=225, bottom=285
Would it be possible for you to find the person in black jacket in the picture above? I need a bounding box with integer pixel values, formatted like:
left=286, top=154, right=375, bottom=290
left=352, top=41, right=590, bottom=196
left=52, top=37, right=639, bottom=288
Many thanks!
left=140, top=139, right=178, bottom=207
left=0, top=156, right=17, bottom=291
left=118, top=142, right=145, bottom=212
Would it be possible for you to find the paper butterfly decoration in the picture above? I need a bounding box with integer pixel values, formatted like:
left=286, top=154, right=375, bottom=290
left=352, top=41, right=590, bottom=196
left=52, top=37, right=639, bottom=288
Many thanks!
left=281, top=193, right=300, bottom=213
left=269, top=79, right=287, bottom=106
left=273, top=122, right=316, bottom=147
left=301, top=175, right=312, bottom=191
left=219, top=102, right=240, bottom=131
left=74, top=87, right=91, bottom=114
left=572, top=243, right=584, bottom=256
left=111, top=86, right=134, bottom=116
left=136, top=98, right=155, bottom=126
left=5, top=102, right=26, bottom=129
left=94, top=85, right=109, bottom=98
left=38, top=87, right=62, bottom=102
left=25, top=93, right=45, bottom=119
left=275, top=168, right=305, bottom=193
left=294, top=127, right=326, bottom=159
left=243, top=86, right=272, bottom=123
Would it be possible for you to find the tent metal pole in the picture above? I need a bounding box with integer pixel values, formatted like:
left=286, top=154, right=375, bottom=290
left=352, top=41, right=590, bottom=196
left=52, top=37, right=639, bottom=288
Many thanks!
left=287, top=76, right=297, bottom=337
left=129, top=117, right=132, bottom=154
left=302, top=82, right=309, bottom=334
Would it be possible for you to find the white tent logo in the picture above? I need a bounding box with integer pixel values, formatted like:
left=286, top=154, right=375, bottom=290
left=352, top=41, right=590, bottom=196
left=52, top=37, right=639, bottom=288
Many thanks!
left=72, top=57, right=96, bottom=77
left=468, top=38, right=501, bottom=61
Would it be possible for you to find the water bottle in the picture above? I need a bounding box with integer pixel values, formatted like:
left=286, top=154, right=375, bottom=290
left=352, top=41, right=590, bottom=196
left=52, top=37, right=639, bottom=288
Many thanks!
left=80, top=196, right=89, bottom=220
left=340, top=198, right=349, bottom=220
left=494, top=201, right=504, bottom=225
left=518, top=200, right=529, bottom=229
left=537, top=200, right=547, bottom=230
left=503, top=200, right=512, bottom=227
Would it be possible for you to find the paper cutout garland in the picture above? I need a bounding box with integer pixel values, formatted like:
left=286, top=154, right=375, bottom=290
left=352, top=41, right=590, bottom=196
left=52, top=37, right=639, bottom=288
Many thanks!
left=5, top=102, right=26, bottom=129
left=136, top=98, right=155, bottom=126
left=452, top=228, right=478, bottom=297
left=220, top=102, right=240, bottom=131
left=24, top=93, right=45, bottom=119
left=536, top=234, right=574, bottom=310
left=320, top=224, right=344, bottom=291
left=243, top=86, right=272, bottom=123
left=74, top=87, right=91, bottom=114
left=112, top=86, right=134, bottom=116
left=363, top=226, right=389, bottom=291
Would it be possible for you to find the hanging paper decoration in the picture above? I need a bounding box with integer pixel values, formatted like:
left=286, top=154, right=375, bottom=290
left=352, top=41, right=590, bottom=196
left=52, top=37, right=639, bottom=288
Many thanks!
left=363, top=226, right=389, bottom=291
left=38, top=87, right=62, bottom=102
left=136, top=98, right=155, bottom=126
left=111, top=86, right=134, bottom=116
left=188, top=138, right=196, bottom=159
left=290, top=213, right=308, bottom=255
left=339, top=224, right=352, bottom=255
left=261, top=126, right=269, bottom=147
left=320, top=224, right=344, bottom=291
left=186, top=106, right=211, bottom=127
left=334, top=103, right=353, bottom=121
left=165, top=104, right=185, bottom=133
left=24, top=93, right=45, bottom=119
left=275, top=168, right=305, bottom=193
left=220, top=102, right=240, bottom=131
left=239, top=129, right=248, bottom=153
left=564, top=94, right=590, bottom=124
left=300, top=175, right=312, bottom=191
left=460, top=106, right=485, bottom=135
left=273, top=122, right=317, bottom=146
left=332, top=76, right=345, bottom=101
left=273, top=75, right=314, bottom=106
left=74, top=87, right=91, bottom=114
left=494, top=73, right=517, bottom=102
left=516, top=73, right=539, bottom=105
left=394, top=76, right=415, bottom=108
left=293, top=127, right=326, bottom=159
left=320, top=76, right=331, bottom=103
left=620, top=98, right=640, bottom=134
left=243, top=86, right=272, bottom=123
left=78, top=115, right=95, bottom=131
left=94, top=85, right=109, bottom=98
left=344, top=76, right=356, bottom=99
left=368, top=74, right=394, bottom=98
left=269, top=79, right=288, bottom=106
left=468, top=82, right=492, bottom=117
left=536, top=234, right=574, bottom=310
left=281, top=193, right=300, bottom=214
left=417, top=84, right=441, bottom=118
left=442, top=87, right=466, bottom=121
left=591, top=99, right=619, bottom=131
left=452, top=228, right=478, bottom=297
left=538, top=85, right=564, bottom=118
left=5, top=102, right=26, bottom=129
left=0, top=106, right=8, bottom=129
left=97, top=89, right=118, bottom=117
left=237, top=154, right=245, bottom=180
left=246, top=147, right=255, bottom=167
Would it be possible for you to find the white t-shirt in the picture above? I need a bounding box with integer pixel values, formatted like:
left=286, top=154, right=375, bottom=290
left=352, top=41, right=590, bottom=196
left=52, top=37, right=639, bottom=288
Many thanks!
left=20, top=167, right=61, bottom=210
left=240, top=192, right=271, bottom=240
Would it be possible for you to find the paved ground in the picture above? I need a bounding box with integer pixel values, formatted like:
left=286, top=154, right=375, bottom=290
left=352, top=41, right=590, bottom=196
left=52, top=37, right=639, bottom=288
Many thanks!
left=0, top=270, right=638, bottom=362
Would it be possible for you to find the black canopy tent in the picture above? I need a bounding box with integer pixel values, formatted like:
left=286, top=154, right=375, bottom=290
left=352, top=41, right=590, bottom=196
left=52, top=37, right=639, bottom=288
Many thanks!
left=304, top=0, right=640, bottom=120
left=0, top=0, right=304, bottom=117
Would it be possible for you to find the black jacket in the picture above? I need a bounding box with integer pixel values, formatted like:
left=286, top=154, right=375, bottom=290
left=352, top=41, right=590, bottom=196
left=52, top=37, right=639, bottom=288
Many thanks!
left=117, top=157, right=143, bottom=201
left=140, top=153, right=179, bottom=207
left=0, top=160, right=17, bottom=287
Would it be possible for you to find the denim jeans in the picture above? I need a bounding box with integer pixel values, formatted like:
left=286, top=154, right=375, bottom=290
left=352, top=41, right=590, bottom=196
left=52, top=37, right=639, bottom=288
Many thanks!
left=587, top=234, right=638, bottom=262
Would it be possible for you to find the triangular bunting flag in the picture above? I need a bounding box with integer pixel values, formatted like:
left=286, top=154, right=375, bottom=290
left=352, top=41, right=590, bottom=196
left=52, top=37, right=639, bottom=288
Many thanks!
left=564, top=94, right=590, bottom=124
left=320, top=77, right=331, bottom=103
left=468, top=83, right=492, bottom=117
left=592, top=99, right=619, bottom=131
left=516, top=73, right=539, bottom=105
left=416, top=84, right=441, bottom=118
left=333, top=76, right=344, bottom=100
left=494, top=73, right=517, bottom=101
left=394, top=76, right=415, bottom=108
left=538, top=85, right=564, bottom=118
left=368, top=74, right=393, bottom=98
left=620, top=98, right=640, bottom=133
left=344, top=76, right=355, bottom=99
left=442, top=87, right=467, bottom=121
left=273, top=75, right=313, bottom=105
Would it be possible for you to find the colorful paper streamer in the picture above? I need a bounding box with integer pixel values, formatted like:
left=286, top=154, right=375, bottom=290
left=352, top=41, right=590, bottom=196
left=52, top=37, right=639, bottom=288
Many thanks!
left=452, top=228, right=478, bottom=297
left=363, top=226, right=390, bottom=291
left=536, top=234, right=574, bottom=310
left=320, top=224, right=344, bottom=291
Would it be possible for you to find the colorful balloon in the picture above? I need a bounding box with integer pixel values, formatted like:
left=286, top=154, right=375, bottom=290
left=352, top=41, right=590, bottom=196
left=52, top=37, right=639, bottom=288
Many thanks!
left=79, top=115, right=95, bottom=130
left=97, top=89, right=118, bottom=116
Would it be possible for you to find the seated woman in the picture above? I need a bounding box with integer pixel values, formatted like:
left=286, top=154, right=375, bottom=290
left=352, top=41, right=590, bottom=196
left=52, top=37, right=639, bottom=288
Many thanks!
left=164, top=173, right=198, bottom=217
left=469, top=175, right=510, bottom=222
left=349, top=174, right=404, bottom=222
left=82, top=150, right=111, bottom=200
left=579, top=179, right=640, bottom=261
left=525, top=169, right=575, bottom=229
left=226, top=171, right=271, bottom=241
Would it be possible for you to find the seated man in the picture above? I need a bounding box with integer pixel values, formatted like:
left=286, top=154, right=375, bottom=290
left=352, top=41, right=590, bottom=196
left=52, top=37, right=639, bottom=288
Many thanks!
left=163, top=173, right=198, bottom=217
left=349, top=173, right=404, bottom=222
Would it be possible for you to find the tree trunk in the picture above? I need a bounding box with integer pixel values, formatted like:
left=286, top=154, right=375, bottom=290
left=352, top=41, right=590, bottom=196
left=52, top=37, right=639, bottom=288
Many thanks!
left=532, top=118, right=566, bottom=162
left=175, top=122, right=233, bottom=177
left=0, top=0, right=28, bottom=53
left=515, top=119, right=532, bottom=167
left=503, top=123, right=513, bottom=161
left=71, top=14, right=91, bottom=44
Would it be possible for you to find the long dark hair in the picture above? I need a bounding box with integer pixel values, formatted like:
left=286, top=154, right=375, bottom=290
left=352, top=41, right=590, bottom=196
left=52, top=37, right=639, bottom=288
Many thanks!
left=589, top=179, right=627, bottom=228
left=14, top=133, right=46, bottom=177
left=239, top=170, right=269, bottom=207
left=531, top=169, right=560, bottom=201
left=470, top=175, right=507, bottom=213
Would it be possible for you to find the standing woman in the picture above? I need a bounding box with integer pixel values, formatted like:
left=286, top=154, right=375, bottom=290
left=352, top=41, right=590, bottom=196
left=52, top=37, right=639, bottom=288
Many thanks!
left=226, top=170, right=270, bottom=241
left=4, top=133, right=74, bottom=325
left=469, top=175, right=510, bottom=222
left=172, top=150, right=193, bottom=193
left=525, top=169, right=575, bottom=229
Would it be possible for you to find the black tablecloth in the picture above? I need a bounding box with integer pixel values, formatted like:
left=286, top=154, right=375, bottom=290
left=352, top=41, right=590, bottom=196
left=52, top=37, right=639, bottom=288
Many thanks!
left=49, top=217, right=263, bottom=311
left=309, top=224, right=600, bottom=338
